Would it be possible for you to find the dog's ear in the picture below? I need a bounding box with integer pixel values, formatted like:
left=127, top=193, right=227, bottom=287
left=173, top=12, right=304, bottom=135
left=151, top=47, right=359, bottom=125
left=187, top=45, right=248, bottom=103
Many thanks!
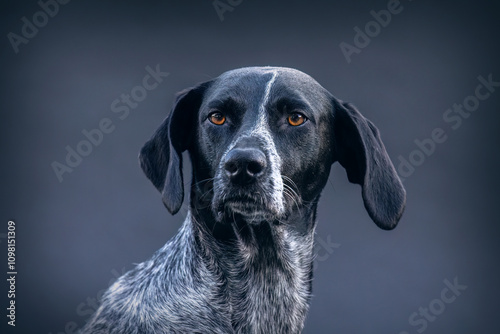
left=139, top=81, right=211, bottom=214
left=332, top=99, right=406, bottom=230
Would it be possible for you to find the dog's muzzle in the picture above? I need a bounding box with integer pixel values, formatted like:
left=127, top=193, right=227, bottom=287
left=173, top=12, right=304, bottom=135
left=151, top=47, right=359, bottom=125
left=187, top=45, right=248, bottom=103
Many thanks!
left=212, top=139, right=285, bottom=222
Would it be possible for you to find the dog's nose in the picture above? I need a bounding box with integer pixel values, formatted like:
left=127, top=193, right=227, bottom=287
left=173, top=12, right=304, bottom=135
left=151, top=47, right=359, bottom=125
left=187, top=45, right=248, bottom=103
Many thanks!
left=224, top=148, right=267, bottom=184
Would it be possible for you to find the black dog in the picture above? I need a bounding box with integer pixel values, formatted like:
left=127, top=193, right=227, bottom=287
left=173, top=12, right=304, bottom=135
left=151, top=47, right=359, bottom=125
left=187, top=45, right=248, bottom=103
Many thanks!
left=82, top=67, right=405, bottom=333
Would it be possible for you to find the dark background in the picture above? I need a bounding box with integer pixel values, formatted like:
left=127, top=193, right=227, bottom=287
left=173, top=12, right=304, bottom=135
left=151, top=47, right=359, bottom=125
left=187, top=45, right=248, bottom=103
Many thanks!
left=1, top=0, right=499, bottom=333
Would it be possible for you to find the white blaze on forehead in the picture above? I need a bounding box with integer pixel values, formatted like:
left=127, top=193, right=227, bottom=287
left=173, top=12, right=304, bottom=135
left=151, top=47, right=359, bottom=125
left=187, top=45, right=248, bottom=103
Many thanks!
left=223, top=70, right=279, bottom=152
left=258, top=70, right=278, bottom=122
left=249, top=70, right=278, bottom=141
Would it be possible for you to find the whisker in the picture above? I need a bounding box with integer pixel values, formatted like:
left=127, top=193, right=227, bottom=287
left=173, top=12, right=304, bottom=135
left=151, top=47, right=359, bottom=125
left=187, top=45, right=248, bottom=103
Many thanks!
left=281, top=175, right=303, bottom=211
left=283, top=187, right=300, bottom=212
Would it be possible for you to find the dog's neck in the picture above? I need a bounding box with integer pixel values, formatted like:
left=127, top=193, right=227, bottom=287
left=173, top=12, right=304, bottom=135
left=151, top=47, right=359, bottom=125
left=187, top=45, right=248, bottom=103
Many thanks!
left=188, top=203, right=317, bottom=333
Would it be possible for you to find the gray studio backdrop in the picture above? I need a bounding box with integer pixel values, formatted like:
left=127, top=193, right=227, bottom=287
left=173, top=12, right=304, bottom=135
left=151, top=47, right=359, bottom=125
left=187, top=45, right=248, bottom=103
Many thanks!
left=1, top=0, right=499, bottom=333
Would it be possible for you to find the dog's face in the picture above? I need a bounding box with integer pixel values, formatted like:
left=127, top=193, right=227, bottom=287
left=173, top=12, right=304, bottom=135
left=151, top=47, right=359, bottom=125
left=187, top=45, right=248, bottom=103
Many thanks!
left=140, top=67, right=405, bottom=230
left=195, top=68, right=334, bottom=223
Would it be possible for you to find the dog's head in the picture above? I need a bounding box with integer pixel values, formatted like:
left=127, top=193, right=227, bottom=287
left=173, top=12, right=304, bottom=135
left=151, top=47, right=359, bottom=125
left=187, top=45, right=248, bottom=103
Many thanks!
left=139, top=67, right=405, bottom=230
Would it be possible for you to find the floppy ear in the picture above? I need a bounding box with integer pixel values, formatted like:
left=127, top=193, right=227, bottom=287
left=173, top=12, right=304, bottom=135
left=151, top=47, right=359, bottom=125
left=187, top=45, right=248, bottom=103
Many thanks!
left=139, top=82, right=211, bottom=214
left=332, top=99, right=406, bottom=230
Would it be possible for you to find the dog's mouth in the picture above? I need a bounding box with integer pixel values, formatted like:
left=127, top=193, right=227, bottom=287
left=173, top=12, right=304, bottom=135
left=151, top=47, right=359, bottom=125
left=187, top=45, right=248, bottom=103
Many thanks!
left=226, top=196, right=262, bottom=213
left=213, top=193, right=279, bottom=223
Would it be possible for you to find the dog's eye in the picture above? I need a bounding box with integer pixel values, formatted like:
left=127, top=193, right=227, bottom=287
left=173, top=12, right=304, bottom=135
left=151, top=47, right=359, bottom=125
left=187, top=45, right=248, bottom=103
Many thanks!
left=287, top=113, right=307, bottom=126
left=208, top=112, right=226, bottom=125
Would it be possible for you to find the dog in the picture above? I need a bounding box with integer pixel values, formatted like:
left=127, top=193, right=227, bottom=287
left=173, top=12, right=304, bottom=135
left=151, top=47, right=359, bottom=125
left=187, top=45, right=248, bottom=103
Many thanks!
left=82, top=66, right=406, bottom=334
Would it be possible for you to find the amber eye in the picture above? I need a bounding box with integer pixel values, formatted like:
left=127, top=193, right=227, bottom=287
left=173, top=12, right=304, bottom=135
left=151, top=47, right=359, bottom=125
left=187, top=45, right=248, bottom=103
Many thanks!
left=287, top=113, right=307, bottom=126
left=208, top=112, right=226, bottom=125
